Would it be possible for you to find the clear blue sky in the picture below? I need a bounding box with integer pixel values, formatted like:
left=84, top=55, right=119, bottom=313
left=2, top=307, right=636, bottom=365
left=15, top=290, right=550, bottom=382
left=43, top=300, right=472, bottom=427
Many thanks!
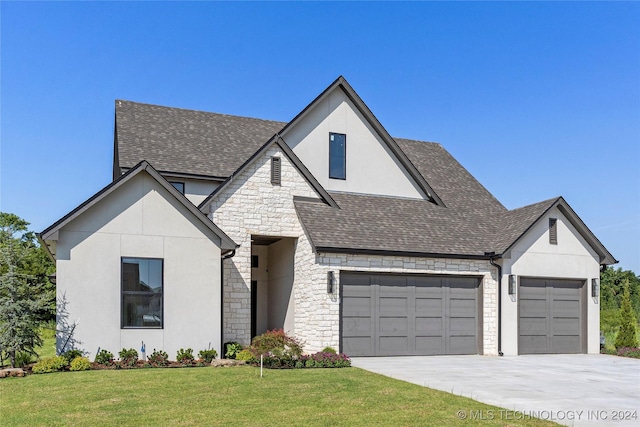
left=1, top=1, right=639, bottom=272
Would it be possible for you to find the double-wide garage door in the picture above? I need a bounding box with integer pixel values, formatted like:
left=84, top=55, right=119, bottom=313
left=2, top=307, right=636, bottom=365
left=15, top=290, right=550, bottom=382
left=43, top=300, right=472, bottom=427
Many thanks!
left=519, top=278, right=586, bottom=354
left=341, top=273, right=482, bottom=357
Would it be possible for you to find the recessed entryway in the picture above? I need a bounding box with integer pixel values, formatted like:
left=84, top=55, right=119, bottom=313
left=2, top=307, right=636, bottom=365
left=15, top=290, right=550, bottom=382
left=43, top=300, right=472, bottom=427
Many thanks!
left=250, top=236, right=296, bottom=339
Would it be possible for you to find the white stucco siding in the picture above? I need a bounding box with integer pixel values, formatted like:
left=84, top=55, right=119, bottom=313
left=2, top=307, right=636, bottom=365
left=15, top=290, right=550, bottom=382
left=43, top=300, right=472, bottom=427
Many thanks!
left=284, top=88, right=427, bottom=199
left=500, top=206, right=601, bottom=355
left=55, top=172, right=223, bottom=360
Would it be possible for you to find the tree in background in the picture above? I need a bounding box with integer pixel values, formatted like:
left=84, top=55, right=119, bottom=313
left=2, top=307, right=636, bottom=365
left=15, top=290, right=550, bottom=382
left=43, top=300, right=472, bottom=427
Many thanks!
left=600, top=266, right=640, bottom=339
left=0, top=213, right=55, bottom=367
left=615, top=279, right=639, bottom=349
left=0, top=213, right=55, bottom=321
left=0, top=242, right=49, bottom=367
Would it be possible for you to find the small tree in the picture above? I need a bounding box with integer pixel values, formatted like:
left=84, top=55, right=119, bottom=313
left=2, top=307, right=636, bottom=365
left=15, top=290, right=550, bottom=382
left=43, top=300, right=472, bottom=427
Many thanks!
left=615, top=279, right=638, bottom=349
left=0, top=242, right=48, bottom=367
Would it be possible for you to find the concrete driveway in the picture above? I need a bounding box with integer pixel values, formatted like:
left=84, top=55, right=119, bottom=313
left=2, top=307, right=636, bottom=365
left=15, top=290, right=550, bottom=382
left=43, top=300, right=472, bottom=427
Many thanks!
left=352, top=354, right=640, bottom=427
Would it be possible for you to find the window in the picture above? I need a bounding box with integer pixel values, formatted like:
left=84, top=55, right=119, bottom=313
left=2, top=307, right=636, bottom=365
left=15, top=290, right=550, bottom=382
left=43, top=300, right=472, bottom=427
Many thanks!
left=122, top=258, right=163, bottom=328
left=549, top=218, right=558, bottom=245
left=329, top=133, right=346, bottom=180
left=169, top=181, right=185, bottom=194
left=271, top=157, right=281, bottom=185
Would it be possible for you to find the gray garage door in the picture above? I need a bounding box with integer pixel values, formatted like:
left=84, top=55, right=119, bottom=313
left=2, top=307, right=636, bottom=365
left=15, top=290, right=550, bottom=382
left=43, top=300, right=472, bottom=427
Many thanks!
left=341, top=273, right=481, bottom=356
left=519, top=278, right=586, bottom=354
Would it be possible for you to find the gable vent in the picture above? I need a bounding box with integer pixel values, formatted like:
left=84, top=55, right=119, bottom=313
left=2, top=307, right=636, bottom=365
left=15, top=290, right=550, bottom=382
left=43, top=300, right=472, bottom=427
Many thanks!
left=271, top=157, right=281, bottom=185
left=549, top=218, right=558, bottom=245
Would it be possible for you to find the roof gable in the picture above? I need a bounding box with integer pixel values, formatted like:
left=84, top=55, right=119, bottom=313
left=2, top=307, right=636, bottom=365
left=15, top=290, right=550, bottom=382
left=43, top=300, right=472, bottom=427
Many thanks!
left=494, top=197, right=616, bottom=265
left=198, top=136, right=338, bottom=210
left=279, top=77, right=444, bottom=205
left=39, top=161, right=238, bottom=260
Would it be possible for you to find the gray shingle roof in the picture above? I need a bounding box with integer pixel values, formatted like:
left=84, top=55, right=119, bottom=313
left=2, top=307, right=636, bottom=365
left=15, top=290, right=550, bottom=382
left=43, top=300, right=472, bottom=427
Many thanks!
left=114, top=99, right=615, bottom=263
left=396, top=138, right=506, bottom=213
left=295, top=192, right=499, bottom=257
left=115, top=100, right=285, bottom=177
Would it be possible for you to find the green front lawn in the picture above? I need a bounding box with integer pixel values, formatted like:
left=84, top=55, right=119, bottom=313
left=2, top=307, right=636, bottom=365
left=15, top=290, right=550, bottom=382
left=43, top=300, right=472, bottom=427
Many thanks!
left=0, top=366, right=557, bottom=427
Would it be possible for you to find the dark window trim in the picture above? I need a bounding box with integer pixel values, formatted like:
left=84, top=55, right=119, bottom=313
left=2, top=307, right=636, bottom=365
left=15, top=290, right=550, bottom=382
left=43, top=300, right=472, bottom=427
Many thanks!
left=121, top=257, right=164, bottom=329
left=329, top=132, right=346, bottom=180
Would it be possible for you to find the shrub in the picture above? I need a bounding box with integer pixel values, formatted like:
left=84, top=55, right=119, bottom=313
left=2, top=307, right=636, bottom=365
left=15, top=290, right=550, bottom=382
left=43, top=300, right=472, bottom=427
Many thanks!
left=617, top=347, right=640, bottom=359
left=224, top=342, right=243, bottom=359
left=62, top=349, right=84, bottom=364
left=95, top=349, right=114, bottom=365
left=15, top=351, right=35, bottom=367
left=119, top=348, right=139, bottom=367
left=297, top=352, right=351, bottom=369
left=249, top=329, right=303, bottom=359
left=148, top=349, right=169, bottom=367
left=321, top=346, right=337, bottom=354
left=69, top=356, right=91, bottom=371
left=32, top=356, right=67, bottom=374
left=198, top=349, right=218, bottom=363
left=235, top=349, right=255, bottom=362
left=176, top=348, right=194, bottom=364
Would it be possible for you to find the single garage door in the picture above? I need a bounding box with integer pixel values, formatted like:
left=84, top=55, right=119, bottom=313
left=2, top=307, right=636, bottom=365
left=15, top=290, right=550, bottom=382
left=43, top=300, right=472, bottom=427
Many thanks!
left=519, top=278, right=586, bottom=354
left=341, top=273, right=482, bottom=356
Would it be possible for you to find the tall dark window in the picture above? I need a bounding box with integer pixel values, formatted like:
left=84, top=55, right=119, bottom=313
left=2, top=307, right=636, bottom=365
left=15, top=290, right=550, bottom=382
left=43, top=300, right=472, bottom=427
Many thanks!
left=121, top=258, right=163, bottom=328
left=329, top=133, right=346, bottom=180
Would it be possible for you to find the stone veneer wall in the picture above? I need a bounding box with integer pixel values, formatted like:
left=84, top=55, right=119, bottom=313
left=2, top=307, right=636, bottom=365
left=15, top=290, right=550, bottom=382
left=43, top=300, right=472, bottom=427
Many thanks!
left=206, top=145, right=321, bottom=345
left=205, top=144, right=498, bottom=355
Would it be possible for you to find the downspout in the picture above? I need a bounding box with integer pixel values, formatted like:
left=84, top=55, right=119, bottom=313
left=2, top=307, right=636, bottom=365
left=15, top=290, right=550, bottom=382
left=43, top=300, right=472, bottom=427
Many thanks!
left=221, top=249, right=236, bottom=357
left=486, top=252, right=504, bottom=356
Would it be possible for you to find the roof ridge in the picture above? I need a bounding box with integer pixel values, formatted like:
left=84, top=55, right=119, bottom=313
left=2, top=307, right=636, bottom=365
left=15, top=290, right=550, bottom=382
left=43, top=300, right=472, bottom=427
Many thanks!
left=115, top=99, right=287, bottom=126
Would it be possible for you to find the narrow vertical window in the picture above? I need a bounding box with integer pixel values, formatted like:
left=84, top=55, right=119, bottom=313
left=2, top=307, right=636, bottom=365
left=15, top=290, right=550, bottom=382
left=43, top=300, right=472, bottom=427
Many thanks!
left=271, top=157, right=281, bottom=185
left=329, top=133, right=346, bottom=180
left=549, top=218, right=558, bottom=245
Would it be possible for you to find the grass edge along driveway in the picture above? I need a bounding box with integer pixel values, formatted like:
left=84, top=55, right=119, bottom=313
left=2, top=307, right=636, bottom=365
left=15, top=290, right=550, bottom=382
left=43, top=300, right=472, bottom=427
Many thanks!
left=0, top=366, right=559, bottom=427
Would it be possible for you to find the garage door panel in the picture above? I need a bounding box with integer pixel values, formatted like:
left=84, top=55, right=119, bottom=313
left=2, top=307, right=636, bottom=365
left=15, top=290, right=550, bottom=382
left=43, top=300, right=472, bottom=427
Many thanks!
left=379, top=317, right=408, bottom=332
left=520, top=317, right=547, bottom=335
left=379, top=297, right=408, bottom=313
left=552, top=317, right=580, bottom=334
left=450, top=317, right=477, bottom=333
left=415, top=336, right=445, bottom=354
left=343, top=317, right=372, bottom=335
left=343, top=297, right=371, bottom=317
left=416, top=298, right=443, bottom=314
left=342, top=273, right=480, bottom=356
left=448, top=336, right=477, bottom=354
left=520, top=299, right=547, bottom=317
left=551, top=336, right=581, bottom=354
left=379, top=336, right=408, bottom=354
left=519, top=278, right=585, bottom=354
left=343, top=337, right=373, bottom=356
left=415, top=317, right=443, bottom=332
left=449, top=298, right=477, bottom=316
